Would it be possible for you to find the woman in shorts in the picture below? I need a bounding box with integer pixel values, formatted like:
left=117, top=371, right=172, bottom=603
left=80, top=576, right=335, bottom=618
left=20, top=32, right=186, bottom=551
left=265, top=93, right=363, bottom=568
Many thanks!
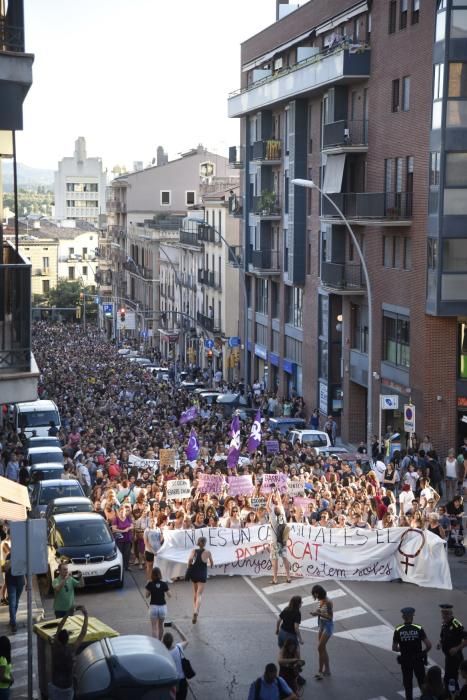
left=145, top=567, right=170, bottom=640
left=310, top=584, right=333, bottom=680
left=143, top=514, right=164, bottom=580
left=186, top=537, right=213, bottom=624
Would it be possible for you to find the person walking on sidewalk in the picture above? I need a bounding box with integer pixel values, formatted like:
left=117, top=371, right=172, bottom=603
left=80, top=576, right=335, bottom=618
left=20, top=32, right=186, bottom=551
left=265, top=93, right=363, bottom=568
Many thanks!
left=0, top=636, right=13, bottom=700
left=145, top=567, right=171, bottom=640
left=48, top=605, right=89, bottom=700
left=52, top=563, right=84, bottom=619
left=162, top=623, right=190, bottom=700
left=2, top=554, right=24, bottom=634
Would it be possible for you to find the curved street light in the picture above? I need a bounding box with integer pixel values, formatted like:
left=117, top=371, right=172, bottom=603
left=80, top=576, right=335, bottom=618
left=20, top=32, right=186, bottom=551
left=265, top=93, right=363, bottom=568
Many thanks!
left=291, top=178, right=374, bottom=458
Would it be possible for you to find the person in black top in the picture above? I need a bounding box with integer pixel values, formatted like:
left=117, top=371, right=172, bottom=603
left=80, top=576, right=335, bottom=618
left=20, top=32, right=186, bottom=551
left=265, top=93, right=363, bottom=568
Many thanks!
left=438, top=604, right=467, bottom=692
left=276, top=596, right=304, bottom=649
left=48, top=421, right=59, bottom=437
left=145, top=567, right=171, bottom=640
left=186, top=537, right=213, bottom=625
left=392, top=607, right=432, bottom=700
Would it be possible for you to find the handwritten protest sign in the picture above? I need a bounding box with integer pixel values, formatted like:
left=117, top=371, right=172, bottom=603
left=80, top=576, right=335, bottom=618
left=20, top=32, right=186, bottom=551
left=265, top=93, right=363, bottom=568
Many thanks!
left=265, top=440, right=280, bottom=454
left=293, top=497, right=312, bottom=514
left=128, top=454, right=159, bottom=471
left=251, top=497, right=266, bottom=510
left=157, top=526, right=452, bottom=589
left=166, top=479, right=192, bottom=500
left=261, top=473, right=288, bottom=494
left=287, top=481, right=305, bottom=497
left=159, top=449, right=176, bottom=467
left=198, top=474, right=225, bottom=495
left=227, top=476, right=254, bottom=497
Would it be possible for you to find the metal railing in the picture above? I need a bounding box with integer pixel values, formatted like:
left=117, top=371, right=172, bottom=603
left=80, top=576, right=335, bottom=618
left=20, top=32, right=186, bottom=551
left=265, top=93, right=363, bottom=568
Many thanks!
left=321, top=261, right=364, bottom=290
left=197, top=311, right=221, bottom=334
left=251, top=139, right=282, bottom=162
left=322, top=192, right=413, bottom=220
left=197, top=224, right=218, bottom=244
left=251, top=249, right=281, bottom=271
left=0, top=21, right=25, bottom=52
left=323, top=119, right=368, bottom=148
left=0, top=243, right=31, bottom=372
left=180, top=229, right=203, bottom=247
left=253, top=195, right=282, bottom=217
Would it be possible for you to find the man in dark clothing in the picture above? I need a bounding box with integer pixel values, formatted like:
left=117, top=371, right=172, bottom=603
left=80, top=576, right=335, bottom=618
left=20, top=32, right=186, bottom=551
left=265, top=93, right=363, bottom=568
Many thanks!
left=438, top=604, right=466, bottom=692
left=48, top=605, right=88, bottom=700
left=48, top=421, right=59, bottom=437
left=392, top=607, right=432, bottom=700
left=3, top=552, right=25, bottom=633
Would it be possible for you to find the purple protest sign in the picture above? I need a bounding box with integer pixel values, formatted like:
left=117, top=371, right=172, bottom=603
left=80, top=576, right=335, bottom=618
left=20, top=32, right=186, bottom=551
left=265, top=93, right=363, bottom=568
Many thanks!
left=265, top=440, right=280, bottom=454
left=179, top=406, right=198, bottom=425
left=227, top=415, right=241, bottom=468
left=260, top=473, right=288, bottom=494
left=198, top=474, right=225, bottom=494
left=247, top=410, right=262, bottom=453
left=186, top=428, right=199, bottom=461
left=227, top=475, right=255, bottom=497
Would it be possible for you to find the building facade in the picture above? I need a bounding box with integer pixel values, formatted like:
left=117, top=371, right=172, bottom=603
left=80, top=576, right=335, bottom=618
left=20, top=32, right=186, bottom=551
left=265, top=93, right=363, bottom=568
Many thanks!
left=229, top=0, right=466, bottom=453
left=54, top=137, right=107, bottom=225
left=17, top=236, right=59, bottom=297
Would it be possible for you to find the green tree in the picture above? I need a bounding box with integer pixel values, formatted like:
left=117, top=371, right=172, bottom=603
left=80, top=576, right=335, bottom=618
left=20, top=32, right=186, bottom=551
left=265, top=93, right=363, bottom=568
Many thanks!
left=47, top=279, right=97, bottom=317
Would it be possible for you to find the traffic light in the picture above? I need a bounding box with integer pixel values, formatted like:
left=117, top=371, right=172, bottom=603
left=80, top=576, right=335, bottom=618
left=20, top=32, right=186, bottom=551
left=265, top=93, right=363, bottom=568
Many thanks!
left=120, top=307, right=126, bottom=322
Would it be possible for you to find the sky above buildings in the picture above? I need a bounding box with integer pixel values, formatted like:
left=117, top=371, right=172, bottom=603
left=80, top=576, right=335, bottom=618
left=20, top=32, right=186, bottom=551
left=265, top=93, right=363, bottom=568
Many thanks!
left=16, top=0, right=276, bottom=173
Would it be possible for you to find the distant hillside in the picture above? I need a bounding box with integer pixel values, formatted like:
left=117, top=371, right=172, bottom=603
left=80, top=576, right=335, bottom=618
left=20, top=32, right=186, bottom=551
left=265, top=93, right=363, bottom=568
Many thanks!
left=2, top=162, right=54, bottom=191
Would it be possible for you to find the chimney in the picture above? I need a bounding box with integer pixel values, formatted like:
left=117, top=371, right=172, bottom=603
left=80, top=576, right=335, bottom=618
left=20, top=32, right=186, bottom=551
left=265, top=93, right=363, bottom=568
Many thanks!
left=276, top=0, right=288, bottom=20
left=156, top=146, right=168, bottom=166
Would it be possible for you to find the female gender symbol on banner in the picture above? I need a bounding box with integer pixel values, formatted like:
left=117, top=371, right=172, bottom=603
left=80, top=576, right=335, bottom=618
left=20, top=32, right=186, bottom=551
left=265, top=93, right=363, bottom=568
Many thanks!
left=397, top=528, right=426, bottom=574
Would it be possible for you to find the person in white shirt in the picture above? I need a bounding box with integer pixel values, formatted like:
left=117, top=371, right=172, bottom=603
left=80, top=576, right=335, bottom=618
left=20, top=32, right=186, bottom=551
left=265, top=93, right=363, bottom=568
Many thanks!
left=444, top=449, right=458, bottom=503
left=373, top=458, right=386, bottom=484
left=399, top=484, right=415, bottom=515
left=162, top=623, right=190, bottom=700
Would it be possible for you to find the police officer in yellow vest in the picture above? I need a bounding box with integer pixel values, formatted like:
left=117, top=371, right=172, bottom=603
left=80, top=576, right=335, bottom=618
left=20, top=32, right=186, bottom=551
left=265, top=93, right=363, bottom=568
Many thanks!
left=392, top=607, right=432, bottom=700
left=438, top=604, right=467, bottom=692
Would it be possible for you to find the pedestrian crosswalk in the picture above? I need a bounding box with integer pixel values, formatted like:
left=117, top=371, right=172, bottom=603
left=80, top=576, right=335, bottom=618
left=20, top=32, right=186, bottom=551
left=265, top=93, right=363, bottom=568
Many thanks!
left=0, top=588, right=44, bottom=699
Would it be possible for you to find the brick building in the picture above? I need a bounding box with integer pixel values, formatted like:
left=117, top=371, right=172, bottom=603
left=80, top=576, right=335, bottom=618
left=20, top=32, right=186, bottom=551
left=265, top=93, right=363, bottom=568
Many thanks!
left=228, top=0, right=467, bottom=455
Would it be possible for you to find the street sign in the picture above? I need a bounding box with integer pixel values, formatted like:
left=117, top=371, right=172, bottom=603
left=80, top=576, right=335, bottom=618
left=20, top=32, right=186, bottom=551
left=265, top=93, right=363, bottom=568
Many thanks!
left=103, top=303, right=113, bottom=317
left=404, top=404, right=416, bottom=432
left=95, top=296, right=100, bottom=305
left=380, top=395, right=399, bottom=410
left=10, top=520, right=48, bottom=576
left=204, top=339, right=214, bottom=349
left=228, top=336, right=241, bottom=348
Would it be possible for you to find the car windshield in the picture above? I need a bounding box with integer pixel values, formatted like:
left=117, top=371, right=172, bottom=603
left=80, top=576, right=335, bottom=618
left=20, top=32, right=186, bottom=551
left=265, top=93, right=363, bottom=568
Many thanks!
left=19, top=410, right=59, bottom=429
left=54, top=504, right=93, bottom=515
left=39, top=485, right=83, bottom=505
left=302, top=435, right=328, bottom=447
left=55, top=521, right=113, bottom=547
left=30, top=451, right=63, bottom=465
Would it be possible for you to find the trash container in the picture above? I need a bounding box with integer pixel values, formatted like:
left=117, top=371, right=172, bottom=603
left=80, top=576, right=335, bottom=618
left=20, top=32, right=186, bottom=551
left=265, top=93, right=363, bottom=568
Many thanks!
left=74, top=635, right=179, bottom=700
left=34, top=616, right=119, bottom=700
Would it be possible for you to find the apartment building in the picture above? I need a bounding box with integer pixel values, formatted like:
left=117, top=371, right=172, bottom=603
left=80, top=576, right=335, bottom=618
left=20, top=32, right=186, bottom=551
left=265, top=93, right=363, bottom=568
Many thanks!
left=56, top=223, right=99, bottom=287
left=54, top=137, right=107, bottom=225
left=228, top=0, right=466, bottom=453
left=0, top=0, right=39, bottom=403
left=17, top=236, right=58, bottom=297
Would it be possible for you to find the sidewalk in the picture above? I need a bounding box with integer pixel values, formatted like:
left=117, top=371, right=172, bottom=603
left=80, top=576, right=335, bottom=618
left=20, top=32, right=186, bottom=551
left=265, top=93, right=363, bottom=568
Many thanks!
left=0, top=576, right=44, bottom=700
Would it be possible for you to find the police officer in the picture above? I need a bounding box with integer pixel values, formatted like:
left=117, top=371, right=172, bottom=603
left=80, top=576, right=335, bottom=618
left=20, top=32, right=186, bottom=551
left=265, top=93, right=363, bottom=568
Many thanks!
left=438, top=603, right=466, bottom=692
left=392, top=607, right=432, bottom=700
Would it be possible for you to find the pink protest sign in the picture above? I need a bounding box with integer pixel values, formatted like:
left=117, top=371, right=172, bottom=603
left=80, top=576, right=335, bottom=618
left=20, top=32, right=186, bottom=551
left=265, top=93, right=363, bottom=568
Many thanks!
left=198, top=474, right=225, bottom=494
left=227, top=475, right=255, bottom=497
left=261, top=473, right=288, bottom=494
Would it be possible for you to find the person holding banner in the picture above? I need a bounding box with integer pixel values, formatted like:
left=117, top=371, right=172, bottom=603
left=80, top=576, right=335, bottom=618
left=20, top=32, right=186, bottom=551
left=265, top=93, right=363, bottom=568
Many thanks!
left=186, top=537, right=213, bottom=624
left=267, top=491, right=291, bottom=585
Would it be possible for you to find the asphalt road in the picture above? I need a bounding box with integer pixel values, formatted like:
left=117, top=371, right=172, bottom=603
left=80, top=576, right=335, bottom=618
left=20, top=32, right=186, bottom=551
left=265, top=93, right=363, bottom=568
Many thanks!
left=37, top=553, right=467, bottom=700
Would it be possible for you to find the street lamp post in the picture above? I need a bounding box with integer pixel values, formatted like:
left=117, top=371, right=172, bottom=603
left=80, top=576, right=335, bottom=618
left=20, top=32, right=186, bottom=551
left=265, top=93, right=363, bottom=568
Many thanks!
left=292, top=178, right=374, bottom=458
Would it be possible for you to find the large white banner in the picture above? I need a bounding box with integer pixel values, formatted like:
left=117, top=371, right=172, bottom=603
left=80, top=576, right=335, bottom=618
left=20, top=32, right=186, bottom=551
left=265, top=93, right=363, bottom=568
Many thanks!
left=156, top=525, right=452, bottom=589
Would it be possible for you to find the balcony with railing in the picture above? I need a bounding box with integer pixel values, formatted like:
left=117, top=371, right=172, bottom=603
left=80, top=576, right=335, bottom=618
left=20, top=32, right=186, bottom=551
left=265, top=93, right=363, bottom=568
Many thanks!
left=197, top=224, right=218, bottom=245
left=106, top=200, right=127, bottom=214
left=228, top=44, right=370, bottom=118
left=0, top=3, right=34, bottom=130
left=179, top=228, right=203, bottom=249
left=228, top=194, right=243, bottom=218
left=321, top=192, right=413, bottom=226
left=228, top=145, right=243, bottom=168
left=320, top=261, right=365, bottom=293
left=197, top=311, right=221, bottom=334
left=322, top=119, right=368, bottom=153
left=0, top=241, right=39, bottom=401
left=251, top=139, right=282, bottom=164
left=253, top=193, right=282, bottom=220
left=250, top=249, right=281, bottom=275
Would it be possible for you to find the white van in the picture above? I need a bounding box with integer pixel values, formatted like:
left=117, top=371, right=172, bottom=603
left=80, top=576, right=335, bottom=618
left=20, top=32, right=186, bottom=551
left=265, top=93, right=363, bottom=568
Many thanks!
left=14, top=400, right=61, bottom=438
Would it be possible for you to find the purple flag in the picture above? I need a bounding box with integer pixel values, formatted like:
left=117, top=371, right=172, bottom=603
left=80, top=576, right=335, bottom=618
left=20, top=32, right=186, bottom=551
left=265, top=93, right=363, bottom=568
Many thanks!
left=247, top=410, right=262, bottom=453
left=179, top=406, right=198, bottom=425
left=186, top=428, right=199, bottom=461
left=227, top=415, right=241, bottom=468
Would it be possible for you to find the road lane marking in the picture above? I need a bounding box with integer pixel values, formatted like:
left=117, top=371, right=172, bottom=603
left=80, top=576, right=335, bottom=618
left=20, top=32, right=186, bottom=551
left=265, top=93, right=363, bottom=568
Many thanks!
left=301, top=605, right=367, bottom=629
left=261, top=578, right=321, bottom=595
left=334, top=624, right=395, bottom=652
left=241, top=576, right=281, bottom=615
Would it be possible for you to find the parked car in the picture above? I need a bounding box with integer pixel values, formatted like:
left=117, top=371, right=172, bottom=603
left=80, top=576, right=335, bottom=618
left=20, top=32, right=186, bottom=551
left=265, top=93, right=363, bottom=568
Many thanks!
left=45, top=497, right=94, bottom=523
left=145, top=366, right=171, bottom=381
left=196, top=390, right=223, bottom=405
left=130, top=357, right=152, bottom=366
left=288, top=429, right=332, bottom=448
left=180, top=380, right=206, bottom=392
left=30, top=464, right=65, bottom=483
left=25, top=437, right=61, bottom=450
left=27, top=446, right=64, bottom=467
left=47, top=513, right=124, bottom=589
left=29, top=479, right=85, bottom=518
left=267, top=417, right=307, bottom=435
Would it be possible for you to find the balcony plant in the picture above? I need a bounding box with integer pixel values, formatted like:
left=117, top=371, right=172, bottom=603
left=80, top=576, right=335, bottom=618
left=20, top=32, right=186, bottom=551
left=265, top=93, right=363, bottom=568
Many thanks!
left=259, top=190, right=277, bottom=215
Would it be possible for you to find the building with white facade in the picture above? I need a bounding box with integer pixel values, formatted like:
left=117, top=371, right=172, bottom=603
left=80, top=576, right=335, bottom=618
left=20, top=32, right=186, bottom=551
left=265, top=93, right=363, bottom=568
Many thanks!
left=54, top=137, right=107, bottom=225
